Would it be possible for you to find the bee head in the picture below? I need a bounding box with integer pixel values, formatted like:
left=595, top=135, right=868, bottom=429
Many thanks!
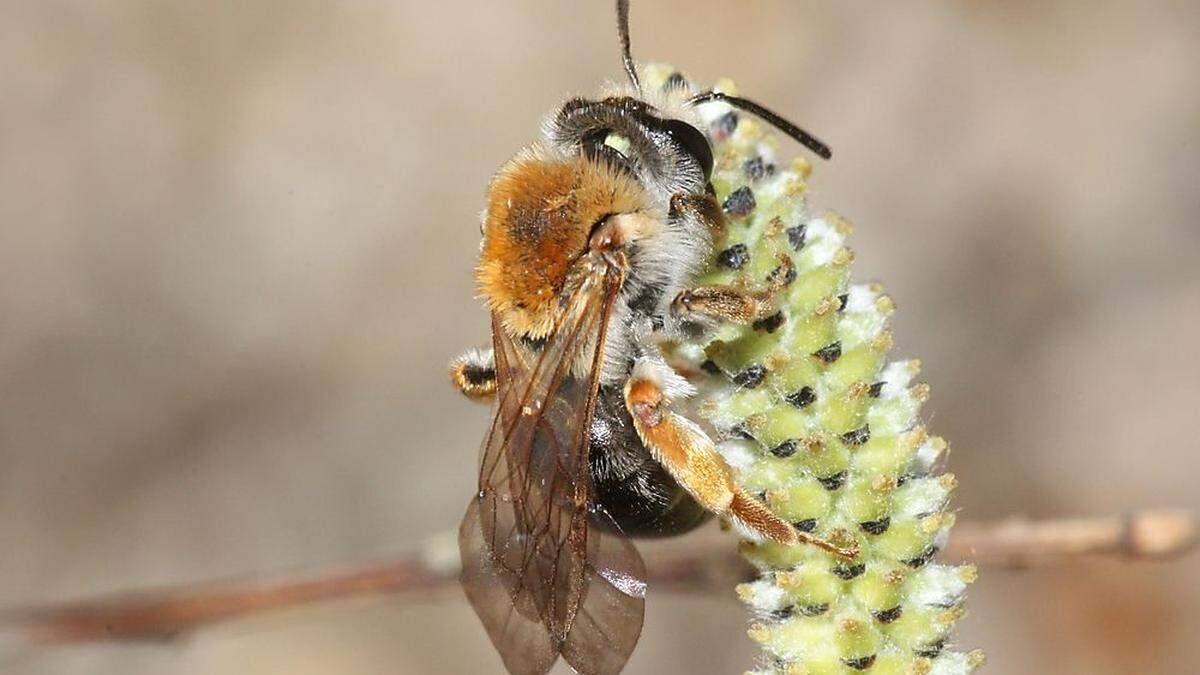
left=477, top=148, right=650, bottom=339
left=551, top=96, right=713, bottom=195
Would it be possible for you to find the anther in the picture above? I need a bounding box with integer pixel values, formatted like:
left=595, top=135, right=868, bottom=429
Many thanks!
left=813, top=341, right=842, bottom=364
left=732, top=364, right=767, bottom=389
left=786, top=386, right=816, bottom=408
left=723, top=186, right=756, bottom=218
left=787, top=224, right=807, bottom=251
left=716, top=244, right=750, bottom=269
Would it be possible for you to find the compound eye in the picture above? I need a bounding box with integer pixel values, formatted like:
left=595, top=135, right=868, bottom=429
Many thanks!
left=663, top=119, right=713, bottom=180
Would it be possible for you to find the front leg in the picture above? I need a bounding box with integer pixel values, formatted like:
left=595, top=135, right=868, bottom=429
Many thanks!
left=449, top=347, right=496, bottom=401
left=669, top=191, right=726, bottom=239
left=622, top=358, right=857, bottom=559
left=672, top=255, right=795, bottom=324
left=672, top=285, right=774, bottom=324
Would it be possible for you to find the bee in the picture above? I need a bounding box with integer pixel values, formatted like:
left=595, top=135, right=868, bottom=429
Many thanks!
left=451, top=2, right=852, bottom=673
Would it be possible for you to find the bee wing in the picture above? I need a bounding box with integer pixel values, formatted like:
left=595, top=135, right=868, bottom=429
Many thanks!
left=459, top=259, right=646, bottom=675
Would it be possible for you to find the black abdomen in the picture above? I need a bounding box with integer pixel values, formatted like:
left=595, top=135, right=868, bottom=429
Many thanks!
left=588, top=386, right=710, bottom=537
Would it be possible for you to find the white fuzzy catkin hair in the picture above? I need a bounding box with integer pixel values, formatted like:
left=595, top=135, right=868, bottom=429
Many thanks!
left=645, top=63, right=985, bottom=675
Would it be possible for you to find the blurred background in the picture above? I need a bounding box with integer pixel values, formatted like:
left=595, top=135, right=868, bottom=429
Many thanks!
left=2, top=1, right=1197, bottom=673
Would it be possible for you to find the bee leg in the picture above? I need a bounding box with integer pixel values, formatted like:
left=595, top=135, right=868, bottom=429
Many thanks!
left=449, top=347, right=496, bottom=401
left=669, top=192, right=726, bottom=239
left=673, top=253, right=796, bottom=325
left=671, top=285, right=774, bottom=324
left=623, top=358, right=857, bottom=559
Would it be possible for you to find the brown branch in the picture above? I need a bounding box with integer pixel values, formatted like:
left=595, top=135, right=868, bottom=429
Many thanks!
left=2, top=510, right=1193, bottom=648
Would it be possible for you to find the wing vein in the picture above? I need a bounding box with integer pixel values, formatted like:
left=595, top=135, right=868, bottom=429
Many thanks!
left=459, top=259, right=645, bottom=675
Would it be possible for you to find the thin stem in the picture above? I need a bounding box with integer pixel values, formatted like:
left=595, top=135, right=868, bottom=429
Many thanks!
left=2, top=510, right=1192, bottom=647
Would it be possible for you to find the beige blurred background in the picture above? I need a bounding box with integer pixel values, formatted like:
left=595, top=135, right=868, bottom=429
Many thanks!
left=2, top=1, right=1198, bottom=673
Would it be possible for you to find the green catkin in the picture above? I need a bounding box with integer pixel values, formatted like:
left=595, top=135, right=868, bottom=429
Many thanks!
left=645, top=65, right=985, bottom=675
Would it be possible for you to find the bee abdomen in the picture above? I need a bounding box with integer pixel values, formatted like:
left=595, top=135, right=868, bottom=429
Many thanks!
left=588, top=385, right=710, bottom=537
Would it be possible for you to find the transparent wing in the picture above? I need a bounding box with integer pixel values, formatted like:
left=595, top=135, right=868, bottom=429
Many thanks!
left=459, top=258, right=646, bottom=675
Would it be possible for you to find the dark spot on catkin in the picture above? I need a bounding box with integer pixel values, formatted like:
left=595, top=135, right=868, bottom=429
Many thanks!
left=786, top=386, right=816, bottom=408
left=860, top=516, right=891, bottom=535
left=841, top=424, right=871, bottom=446
left=767, top=259, right=797, bottom=287
left=732, top=364, right=767, bottom=389
left=752, top=311, right=785, bottom=333
left=903, top=546, right=939, bottom=569
left=813, top=341, right=842, bottom=364
left=744, top=156, right=767, bottom=181
left=915, top=639, right=946, bottom=659
left=716, top=244, right=749, bottom=270
left=818, top=470, right=847, bottom=491
left=723, top=186, right=756, bottom=218
left=843, top=655, right=877, bottom=671
left=767, top=606, right=793, bottom=621
left=787, top=224, right=807, bottom=251
left=874, top=606, right=903, bottom=624
left=713, top=111, right=739, bottom=138
left=770, top=440, right=798, bottom=458
left=833, top=562, right=866, bottom=580
left=793, top=518, right=817, bottom=532
left=729, top=422, right=755, bottom=441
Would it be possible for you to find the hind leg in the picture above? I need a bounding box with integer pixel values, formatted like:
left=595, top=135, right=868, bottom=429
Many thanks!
left=449, top=347, right=496, bottom=401
left=622, top=357, right=857, bottom=558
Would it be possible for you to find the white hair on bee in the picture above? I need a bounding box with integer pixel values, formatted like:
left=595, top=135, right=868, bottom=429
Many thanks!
left=453, top=346, right=492, bottom=369
left=449, top=347, right=496, bottom=400
left=629, top=356, right=696, bottom=402
left=595, top=76, right=709, bottom=197
left=456, top=3, right=971, bottom=674
left=533, top=79, right=720, bottom=384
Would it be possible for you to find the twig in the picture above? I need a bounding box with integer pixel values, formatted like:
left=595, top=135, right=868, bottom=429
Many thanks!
left=2, top=510, right=1193, bottom=647
left=951, top=509, right=1197, bottom=567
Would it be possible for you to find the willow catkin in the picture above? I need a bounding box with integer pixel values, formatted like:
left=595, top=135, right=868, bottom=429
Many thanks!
left=646, top=64, right=984, bottom=675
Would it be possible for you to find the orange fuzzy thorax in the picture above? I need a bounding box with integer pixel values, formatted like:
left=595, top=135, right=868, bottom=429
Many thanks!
left=477, top=149, right=649, bottom=338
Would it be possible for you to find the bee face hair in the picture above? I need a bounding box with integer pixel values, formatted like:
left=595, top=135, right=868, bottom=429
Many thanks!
left=478, top=88, right=720, bottom=352
left=549, top=96, right=713, bottom=203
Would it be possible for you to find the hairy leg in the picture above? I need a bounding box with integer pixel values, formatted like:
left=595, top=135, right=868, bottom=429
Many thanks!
left=672, top=285, right=774, bottom=324
left=669, top=191, right=727, bottom=239
left=449, top=347, right=496, bottom=400
left=672, top=252, right=796, bottom=325
left=622, top=358, right=857, bottom=558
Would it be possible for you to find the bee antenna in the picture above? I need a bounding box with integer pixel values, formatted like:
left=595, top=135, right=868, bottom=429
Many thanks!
left=616, top=0, right=641, bottom=93
left=687, top=91, right=833, bottom=160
